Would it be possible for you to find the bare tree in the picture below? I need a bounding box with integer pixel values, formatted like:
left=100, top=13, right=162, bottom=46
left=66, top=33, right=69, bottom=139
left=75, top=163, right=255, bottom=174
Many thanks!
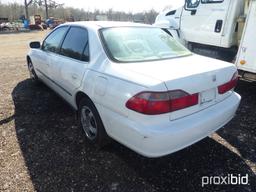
left=24, top=0, right=33, bottom=19
left=44, top=0, right=48, bottom=19
left=1, top=2, right=159, bottom=24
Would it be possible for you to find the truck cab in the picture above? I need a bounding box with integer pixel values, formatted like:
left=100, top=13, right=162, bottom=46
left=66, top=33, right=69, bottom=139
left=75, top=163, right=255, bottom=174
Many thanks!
left=155, top=0, right=256, bottom=81
left=155, top=0, right=245, bottom=61
left=181, top=0, right=244, bottom=48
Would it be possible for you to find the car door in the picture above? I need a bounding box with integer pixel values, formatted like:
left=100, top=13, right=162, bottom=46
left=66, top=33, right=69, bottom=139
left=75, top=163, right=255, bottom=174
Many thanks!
left=50, top=26, right=89, bottom=101
left=38, top=26, right=69, bottom=85
left=181, top=0, right=230, bottom=47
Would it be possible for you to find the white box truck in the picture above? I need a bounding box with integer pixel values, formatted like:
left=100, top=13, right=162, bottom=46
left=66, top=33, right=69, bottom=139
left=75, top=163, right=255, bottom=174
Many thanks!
left=155, top=0, right=256, bottom=81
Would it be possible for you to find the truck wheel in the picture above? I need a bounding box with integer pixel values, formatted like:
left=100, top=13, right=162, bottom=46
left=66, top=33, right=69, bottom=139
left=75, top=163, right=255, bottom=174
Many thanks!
left=78, top=98, right=109, bottom=148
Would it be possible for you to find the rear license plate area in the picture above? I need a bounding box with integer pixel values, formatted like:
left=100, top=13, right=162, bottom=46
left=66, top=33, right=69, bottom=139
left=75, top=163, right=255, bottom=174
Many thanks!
left=200, top=88, right=216, bottom=105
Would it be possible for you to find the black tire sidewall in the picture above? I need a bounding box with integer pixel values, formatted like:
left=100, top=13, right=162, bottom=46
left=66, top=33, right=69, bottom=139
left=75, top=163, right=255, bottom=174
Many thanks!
left=28, top=61, right=39, bottom=82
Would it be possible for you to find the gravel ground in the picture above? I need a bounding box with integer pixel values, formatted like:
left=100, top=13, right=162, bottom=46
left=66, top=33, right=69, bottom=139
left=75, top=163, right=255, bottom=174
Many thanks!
left=0, top=31, right=255, bottom=192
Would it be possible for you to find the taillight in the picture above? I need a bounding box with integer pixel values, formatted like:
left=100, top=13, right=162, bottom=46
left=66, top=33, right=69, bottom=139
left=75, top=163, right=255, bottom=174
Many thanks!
left=126, top=90, right=199, bottom=115
left=218, top=71, right=239, bottom=94
left=169, top=91, right=198, bottom=112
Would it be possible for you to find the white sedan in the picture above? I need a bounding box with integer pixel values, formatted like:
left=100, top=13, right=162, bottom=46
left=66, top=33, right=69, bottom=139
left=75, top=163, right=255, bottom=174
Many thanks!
left=27, top=21, right=241, bottom=157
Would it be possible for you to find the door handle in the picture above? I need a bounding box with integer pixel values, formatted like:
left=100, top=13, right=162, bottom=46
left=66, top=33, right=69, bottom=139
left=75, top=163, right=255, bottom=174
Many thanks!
left=191, top=10, right=197, bottom=15
left=215, top=20, right=223, bottom=33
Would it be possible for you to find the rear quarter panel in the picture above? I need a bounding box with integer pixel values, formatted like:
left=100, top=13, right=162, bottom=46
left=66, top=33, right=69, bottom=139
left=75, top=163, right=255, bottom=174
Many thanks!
left=78, top=64, right=171, bottom=139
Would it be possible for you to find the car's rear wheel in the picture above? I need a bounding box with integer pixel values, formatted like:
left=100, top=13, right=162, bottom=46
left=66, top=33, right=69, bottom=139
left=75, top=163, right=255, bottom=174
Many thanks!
left=78, top=98, right=109, bottom=148
left=27, top=60, right=39, bottom=83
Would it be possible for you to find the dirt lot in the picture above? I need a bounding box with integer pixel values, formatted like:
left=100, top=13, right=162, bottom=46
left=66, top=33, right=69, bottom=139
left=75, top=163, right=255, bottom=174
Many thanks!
left=0, top=31, right=255, bottom=192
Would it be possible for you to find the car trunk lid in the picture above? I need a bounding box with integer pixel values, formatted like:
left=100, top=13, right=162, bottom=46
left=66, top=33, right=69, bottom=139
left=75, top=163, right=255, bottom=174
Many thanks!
left=120, top=54, right=237, bottom=120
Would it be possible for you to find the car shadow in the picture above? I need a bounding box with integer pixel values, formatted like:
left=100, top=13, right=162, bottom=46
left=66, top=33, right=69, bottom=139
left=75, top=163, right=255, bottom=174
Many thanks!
left=12, top=79, right=256, bottom=192
left=218, top=80, right=256, bottom=164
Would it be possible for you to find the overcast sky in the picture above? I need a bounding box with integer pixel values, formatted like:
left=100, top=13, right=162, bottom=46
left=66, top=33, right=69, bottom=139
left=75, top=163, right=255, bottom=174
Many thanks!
left=1, top=0, right=184, bottom=12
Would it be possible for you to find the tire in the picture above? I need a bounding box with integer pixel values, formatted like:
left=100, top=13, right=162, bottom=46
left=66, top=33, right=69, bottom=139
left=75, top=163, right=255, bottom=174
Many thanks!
left=78, top=97, right=109, bottom=148
left=27, top=60, right=40, bottom=83
left=2, top=26, right=10, bottom=31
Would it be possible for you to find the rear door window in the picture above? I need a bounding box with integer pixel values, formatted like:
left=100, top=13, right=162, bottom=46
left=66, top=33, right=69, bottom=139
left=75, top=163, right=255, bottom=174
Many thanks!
left=60, top=27, right=89, bottom=61
left=42, top=26, right=68, bottom=53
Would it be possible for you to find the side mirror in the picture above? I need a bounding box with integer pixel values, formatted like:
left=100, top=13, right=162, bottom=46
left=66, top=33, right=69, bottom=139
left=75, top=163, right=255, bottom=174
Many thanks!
left=29, top=41, right=41, bottom=49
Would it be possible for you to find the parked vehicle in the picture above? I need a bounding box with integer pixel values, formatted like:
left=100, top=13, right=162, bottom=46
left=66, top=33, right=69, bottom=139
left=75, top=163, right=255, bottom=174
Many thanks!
left=155, top=0, right=244, bottom=59
left=29, top=15, right=47, bottom=30
left=235, top=0, right=256, bottom=81
left=155, top=0, right=256, bottom=81
left=27, top=21, right=240, bottom=157
left=45, top=17, right=64, bottom=29
left=0, top=17, right=10, bottom=31
left=30, top=15, right=42, bottom=25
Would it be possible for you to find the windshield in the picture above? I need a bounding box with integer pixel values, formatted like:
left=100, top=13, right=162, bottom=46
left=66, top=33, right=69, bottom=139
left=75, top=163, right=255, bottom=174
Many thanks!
left=100, top=27, right=191, bottom=62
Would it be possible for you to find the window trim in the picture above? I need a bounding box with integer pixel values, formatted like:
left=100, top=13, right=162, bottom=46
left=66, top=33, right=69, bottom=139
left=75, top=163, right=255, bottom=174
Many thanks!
left=59, top=26, right=90, bottom=62
left=201, top=0, right=224, bottom=4
left=165, top=10, right=176, bottom=16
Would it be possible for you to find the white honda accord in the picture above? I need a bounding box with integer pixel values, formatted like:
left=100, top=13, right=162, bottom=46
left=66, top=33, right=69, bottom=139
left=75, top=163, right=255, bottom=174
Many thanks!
left=27, top=21, right=241, bottom=157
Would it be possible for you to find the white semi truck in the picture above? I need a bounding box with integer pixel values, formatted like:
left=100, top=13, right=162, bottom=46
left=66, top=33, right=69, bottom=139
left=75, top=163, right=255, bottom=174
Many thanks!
left=155, top=0, right=256, bottom=81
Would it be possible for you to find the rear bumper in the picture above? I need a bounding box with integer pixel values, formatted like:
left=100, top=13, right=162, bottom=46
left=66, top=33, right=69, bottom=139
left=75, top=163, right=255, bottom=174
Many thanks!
left=103, top=92, right=241, bottom=158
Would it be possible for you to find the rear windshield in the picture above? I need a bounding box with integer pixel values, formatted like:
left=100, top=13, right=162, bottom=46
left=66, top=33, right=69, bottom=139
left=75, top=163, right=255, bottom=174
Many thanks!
left=100, top=27, right=191, bottom=62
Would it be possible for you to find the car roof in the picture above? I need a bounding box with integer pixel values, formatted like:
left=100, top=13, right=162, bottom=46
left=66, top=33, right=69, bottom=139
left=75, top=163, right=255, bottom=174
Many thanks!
left=61, top=21, right=153, bottom=30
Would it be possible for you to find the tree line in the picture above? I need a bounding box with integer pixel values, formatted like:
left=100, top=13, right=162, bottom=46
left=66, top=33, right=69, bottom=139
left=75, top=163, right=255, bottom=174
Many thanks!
left=0, top=1, right=158, bottom=24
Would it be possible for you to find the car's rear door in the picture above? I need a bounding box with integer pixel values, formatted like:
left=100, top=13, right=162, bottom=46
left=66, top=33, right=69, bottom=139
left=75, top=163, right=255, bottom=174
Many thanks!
left=50, top=26, right=89, bottom=101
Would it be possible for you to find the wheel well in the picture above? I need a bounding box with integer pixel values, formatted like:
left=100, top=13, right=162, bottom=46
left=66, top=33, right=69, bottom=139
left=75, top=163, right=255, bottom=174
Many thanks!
left=26, top=56, right=31, bottom=64
left=75, top=91, right=92, bottom=108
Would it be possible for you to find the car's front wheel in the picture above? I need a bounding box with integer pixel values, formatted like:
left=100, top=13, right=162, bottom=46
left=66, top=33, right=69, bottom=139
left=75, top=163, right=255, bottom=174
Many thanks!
left=78, top=98, right=109, bottom=148
left=27, top=60, right=39, bottom=83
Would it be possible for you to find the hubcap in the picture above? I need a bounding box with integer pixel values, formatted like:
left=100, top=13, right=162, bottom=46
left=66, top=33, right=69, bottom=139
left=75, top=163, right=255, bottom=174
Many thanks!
left=81, top=106, right=97, bottom=140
